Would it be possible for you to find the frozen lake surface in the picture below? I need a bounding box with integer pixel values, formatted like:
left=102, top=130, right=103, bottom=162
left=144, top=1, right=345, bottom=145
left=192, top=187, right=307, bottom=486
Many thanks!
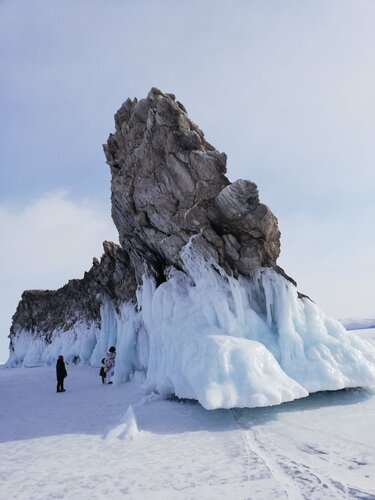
left=1, top=329, right=375, bottom=499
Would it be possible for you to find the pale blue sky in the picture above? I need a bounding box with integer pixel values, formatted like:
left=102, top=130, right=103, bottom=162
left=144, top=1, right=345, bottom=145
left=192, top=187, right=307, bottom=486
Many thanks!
left=1, top=0, right=375, bottom=361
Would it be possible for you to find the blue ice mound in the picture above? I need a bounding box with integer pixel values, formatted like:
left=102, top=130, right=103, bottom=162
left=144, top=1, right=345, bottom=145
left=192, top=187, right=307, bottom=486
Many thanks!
left=132, top=248, right=375, bottom=409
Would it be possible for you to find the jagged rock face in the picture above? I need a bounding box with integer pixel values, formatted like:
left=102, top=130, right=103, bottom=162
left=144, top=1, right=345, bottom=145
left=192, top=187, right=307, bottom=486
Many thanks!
left=10, top=242, right=136, bottom=345
left=104, top=88, right=281, bottom=281
left=9, top=89, right=283, bottom=359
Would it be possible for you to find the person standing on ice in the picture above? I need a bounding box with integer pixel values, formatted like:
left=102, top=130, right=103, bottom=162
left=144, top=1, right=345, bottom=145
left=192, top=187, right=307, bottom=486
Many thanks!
left=104, top=346, right=116, bottom=384
left=56, top=355, right=67, bottom=393
left=99, top=357, right=106, bottom=383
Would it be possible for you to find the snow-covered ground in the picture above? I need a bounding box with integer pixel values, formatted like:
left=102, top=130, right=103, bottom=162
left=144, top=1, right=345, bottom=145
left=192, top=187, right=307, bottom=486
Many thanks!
left=1, top=329, right=375, bottom=499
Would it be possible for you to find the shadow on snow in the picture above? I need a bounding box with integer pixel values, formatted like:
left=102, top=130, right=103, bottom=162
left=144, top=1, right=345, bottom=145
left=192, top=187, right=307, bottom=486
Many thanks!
left=0, top=364, right=374, bottom=443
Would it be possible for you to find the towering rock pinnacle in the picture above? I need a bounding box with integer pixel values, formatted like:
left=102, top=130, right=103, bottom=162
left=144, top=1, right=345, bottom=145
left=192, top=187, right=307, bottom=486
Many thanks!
left=9, top=88, right=283, bottom=352
left=104, top=87, right=281, bottom=282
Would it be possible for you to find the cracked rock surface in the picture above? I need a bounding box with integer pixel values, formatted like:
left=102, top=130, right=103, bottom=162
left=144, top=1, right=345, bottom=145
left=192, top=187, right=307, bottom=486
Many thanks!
left=104, top=88, right=281, bottom=281
left=10, top=88, right=284, bottom=347
left=9, top=242, right=136, bottom=345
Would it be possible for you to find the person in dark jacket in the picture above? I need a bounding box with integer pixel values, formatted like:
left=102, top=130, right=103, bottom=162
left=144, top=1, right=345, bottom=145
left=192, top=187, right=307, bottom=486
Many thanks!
left=99, top=357, right=106, bottom=384
left=56, top=355, right=67, bottom=393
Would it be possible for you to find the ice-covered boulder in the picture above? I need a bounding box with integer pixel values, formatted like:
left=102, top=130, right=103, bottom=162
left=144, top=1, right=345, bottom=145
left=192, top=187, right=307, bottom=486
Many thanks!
left=7, top=89, right=375, bottom=409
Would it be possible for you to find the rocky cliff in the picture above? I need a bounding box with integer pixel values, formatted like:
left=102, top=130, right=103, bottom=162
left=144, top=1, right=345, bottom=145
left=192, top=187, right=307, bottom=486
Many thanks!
left=104, top=88, right=281, bottom=282
left=8, top=88, right=289, bottom=361
left=9, top=241, right=136, bottom=351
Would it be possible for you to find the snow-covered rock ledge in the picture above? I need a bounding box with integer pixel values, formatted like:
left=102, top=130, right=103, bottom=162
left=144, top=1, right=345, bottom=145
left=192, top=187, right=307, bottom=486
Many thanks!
left=7, top=89, right=375, bottom=409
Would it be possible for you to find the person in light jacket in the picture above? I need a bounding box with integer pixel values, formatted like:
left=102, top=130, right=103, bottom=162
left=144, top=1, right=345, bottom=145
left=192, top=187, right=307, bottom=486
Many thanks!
left=104, top=346, right=116, bottom=384
left=56, top=355, right=67, bottom=392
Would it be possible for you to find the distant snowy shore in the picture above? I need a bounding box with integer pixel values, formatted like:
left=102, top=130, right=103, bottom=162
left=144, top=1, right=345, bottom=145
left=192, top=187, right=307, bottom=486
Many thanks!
left=340, top=318, right=375, bottom=331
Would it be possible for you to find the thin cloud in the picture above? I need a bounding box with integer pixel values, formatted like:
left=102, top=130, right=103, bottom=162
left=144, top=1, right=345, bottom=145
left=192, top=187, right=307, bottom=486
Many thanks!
left=0, top=0, right=374, bottom=360
left=0, top=192, right=118, bottom=362
left=278, top=208, right=375, bottom=319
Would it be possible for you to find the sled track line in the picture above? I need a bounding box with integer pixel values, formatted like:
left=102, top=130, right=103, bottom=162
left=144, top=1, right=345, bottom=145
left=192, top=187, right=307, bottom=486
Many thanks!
left=231, top=410, right=355, bottom=500
left=279, top=420, right=375, bottom=499
left=232, top=410, right=304, bottom=499
left=283, top=420, right=375, bottom=452
left=234, top=411, right=254, bottom=484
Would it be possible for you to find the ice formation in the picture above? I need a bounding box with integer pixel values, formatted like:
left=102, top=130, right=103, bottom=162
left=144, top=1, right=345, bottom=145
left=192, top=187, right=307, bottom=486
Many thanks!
left=7, top=88, right=375, bottom=409
left=8, top=245, right=375, bottom=410
left=105, top=405, right=139, bottom=441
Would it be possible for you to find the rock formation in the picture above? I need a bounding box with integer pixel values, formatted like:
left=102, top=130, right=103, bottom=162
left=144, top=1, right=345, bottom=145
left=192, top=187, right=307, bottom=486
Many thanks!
left=7, top=88, right=299, bottom=361
left=8, top=88, right=375, bottom=410
left=9, top=241, right=136, bottom=350
left=104, top=87, right=281, bottom=282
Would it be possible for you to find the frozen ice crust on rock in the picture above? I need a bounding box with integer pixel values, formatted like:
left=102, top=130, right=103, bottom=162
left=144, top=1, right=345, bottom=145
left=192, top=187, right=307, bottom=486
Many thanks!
left=135, top=248, right=375, bottom=409
left=8, top=246, right=375, bottom=409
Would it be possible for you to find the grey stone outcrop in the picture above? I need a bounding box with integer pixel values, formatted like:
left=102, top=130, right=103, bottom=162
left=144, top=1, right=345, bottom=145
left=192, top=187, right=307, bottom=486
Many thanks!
left=9, top=88, right=286, bottom=352
left=9, top=242, right=136, bottom=346
left=104, top=88, right=281, bottom=281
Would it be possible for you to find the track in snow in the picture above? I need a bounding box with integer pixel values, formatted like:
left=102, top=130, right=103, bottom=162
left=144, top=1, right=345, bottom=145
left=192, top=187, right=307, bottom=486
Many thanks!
left=231, top=407, right=375, bottom=500
left=1, top=364, right=375, bottom=499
